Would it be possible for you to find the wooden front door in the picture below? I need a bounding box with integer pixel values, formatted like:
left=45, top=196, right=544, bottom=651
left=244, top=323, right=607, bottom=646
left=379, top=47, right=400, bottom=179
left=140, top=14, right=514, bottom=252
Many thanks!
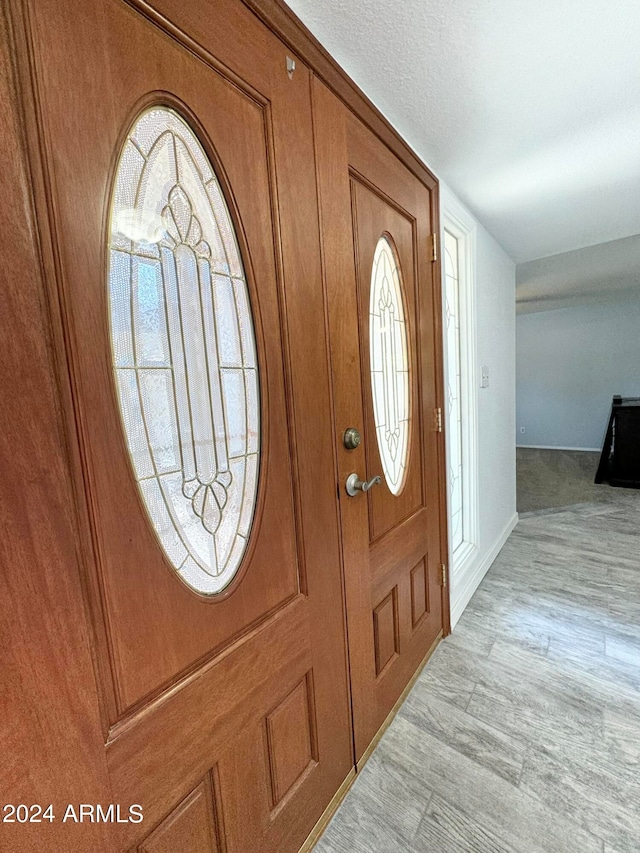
left=313, top=79, right=449, bottom=761
left=12, top=0, right=352, bottom=849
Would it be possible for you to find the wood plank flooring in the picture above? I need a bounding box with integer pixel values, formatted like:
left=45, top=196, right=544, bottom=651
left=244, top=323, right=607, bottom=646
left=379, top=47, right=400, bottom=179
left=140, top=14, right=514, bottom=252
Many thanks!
left=315, top=495, right=640, bottom=852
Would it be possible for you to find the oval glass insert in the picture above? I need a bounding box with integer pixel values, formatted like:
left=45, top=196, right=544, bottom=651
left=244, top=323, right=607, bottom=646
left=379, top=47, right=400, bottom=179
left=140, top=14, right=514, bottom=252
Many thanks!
left=107, top=106, right=260, bottom=595
left=369, top=235, right=410, bottom=495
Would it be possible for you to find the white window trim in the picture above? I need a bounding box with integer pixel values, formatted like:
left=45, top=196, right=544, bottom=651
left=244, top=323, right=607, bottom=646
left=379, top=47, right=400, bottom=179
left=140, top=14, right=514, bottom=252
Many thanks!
left=441, top=188, right=479, bottom=577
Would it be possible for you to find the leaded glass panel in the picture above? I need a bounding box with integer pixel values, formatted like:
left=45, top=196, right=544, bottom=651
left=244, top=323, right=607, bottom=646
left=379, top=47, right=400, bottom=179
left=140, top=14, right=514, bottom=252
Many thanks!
left=108, top=106, right=260, bottom=595
left=444, top=229, right=464, bottom=553
left=369, top=235, right=410, bottom=495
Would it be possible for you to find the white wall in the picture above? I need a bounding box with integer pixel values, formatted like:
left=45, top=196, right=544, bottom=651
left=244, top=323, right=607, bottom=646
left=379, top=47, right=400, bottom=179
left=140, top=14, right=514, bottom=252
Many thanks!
left=443, top=189, right=518, bottom=627
left=516, top=297, right=640, bottom=450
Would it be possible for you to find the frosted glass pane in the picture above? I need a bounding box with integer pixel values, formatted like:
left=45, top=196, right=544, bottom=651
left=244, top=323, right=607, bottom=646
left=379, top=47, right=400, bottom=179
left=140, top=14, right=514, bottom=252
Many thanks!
left=136, top=132, right=177, bottom=231
left=137, top=369, right=180, bottom=474
left=239, top=454, right=258, bottom=537
left=245, top=370, right=259, bottom=454
left=160, top=472, right=218, bottom=574
left=369, top=236, right=411, bottom=495
left=213, top=275, right=242, bottom=367
left=179, top=557, right=220, bottom=594
left=444, top=231, right=459, bottom=276
left=133, top=258, right=170, bottom=366
left=174, top=133, right=213, bottom=185
left=451, top=508, right=462, bottom=550
left=113, top=141, right=145, bottom=213
left=206, top=180, right=242, bottom=277
left=108, top=106, right=261, bottom=595
left=139, top=477, right=187, bottom=567
left=234, top=280, right=257, bottom=368
left=227, top=536, right=247, bottom=581
left=444, top=229, right=464, bottom=553
left=372, top=371, right=384, bottom=423
left=116, top=370, right=153, bottom=479
left=393, top=318, right=407, bottom=368
left=112, top=142, right=145, bottom=252
left=221, top=369, right=246, bottom=459
left=109, top=251, right=134, bottom=367
left=396, top=372, right=408, bottom=425
left=214, top=456, right=245, bottom=570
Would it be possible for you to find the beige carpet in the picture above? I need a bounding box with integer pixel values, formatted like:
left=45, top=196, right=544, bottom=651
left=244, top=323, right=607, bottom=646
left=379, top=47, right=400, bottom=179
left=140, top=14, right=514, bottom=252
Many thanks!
left=516, top=447, right=639, bottom=514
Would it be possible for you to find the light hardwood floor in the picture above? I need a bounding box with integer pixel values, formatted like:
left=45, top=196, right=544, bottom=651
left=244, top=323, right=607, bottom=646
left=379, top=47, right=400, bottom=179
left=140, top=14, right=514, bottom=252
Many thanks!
left=316, top=494, right=640, bottom=852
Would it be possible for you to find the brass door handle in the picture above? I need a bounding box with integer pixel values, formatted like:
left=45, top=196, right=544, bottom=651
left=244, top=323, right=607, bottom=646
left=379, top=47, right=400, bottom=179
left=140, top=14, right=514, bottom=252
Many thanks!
left=345, top=473, right=382, bottom=496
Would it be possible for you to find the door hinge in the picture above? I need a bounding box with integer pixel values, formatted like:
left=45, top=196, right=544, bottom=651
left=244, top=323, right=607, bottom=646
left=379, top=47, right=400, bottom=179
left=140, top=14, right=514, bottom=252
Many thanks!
left=440, top=564, right=448, bottom=587
left=430, top=232, right=438, bottom=262
left=434, top=407, right=443, bottom=432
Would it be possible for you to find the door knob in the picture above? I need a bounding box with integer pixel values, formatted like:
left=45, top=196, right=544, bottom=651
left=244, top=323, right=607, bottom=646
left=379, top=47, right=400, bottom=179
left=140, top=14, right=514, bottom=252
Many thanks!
left=345, top=473, right=382, bottom=496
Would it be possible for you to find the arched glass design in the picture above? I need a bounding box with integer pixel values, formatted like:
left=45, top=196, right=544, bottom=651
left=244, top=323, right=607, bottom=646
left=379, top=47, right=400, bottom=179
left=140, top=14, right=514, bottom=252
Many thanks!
left=107, top=106, right=260, bottom=595
left=369, top=235, right=410, bottom=495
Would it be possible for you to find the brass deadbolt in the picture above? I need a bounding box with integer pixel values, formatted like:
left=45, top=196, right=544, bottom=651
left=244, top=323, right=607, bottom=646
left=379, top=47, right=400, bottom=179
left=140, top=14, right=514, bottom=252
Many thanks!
left=343, top=427, right=361, bottom=450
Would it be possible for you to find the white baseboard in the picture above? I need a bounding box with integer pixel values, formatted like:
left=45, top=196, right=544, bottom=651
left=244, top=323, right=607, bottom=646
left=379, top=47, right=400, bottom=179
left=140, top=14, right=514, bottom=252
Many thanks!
left=449, top=512, right=519, bottom=628
left=516, top=444, right=600, bottom=452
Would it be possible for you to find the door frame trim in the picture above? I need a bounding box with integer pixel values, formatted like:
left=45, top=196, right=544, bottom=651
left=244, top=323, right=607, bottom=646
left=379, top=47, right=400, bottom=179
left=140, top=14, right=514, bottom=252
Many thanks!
left=242, top=0, right=439, bottom=191
left=441, top=188, right=480, bottom=581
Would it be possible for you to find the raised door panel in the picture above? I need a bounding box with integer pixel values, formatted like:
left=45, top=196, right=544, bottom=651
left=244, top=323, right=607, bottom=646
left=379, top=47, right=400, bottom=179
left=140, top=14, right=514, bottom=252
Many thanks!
left=410, top=558, right=430, bottom=629
left=265, top=673, right=318, bottom=807
left=138, top=778, right=222, bottom=853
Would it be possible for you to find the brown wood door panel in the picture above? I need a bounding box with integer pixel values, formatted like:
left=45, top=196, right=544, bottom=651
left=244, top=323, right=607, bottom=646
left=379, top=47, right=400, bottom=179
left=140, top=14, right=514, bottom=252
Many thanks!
left=108, top=597, right=314, bottom=850
left=370, top=508, right=430, bottom=591
left=29, top=0, right=299, bottom=714
left=313, top=77, right=447, bottom=760
left=15, top=0, right=353, bottom=850
left=0, top=11, right=115, bottom=851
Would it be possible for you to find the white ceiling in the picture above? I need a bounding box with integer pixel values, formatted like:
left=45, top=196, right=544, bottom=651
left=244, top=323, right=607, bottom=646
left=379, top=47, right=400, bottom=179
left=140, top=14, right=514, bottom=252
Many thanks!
left=285, top=0, right=640, bottom=266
